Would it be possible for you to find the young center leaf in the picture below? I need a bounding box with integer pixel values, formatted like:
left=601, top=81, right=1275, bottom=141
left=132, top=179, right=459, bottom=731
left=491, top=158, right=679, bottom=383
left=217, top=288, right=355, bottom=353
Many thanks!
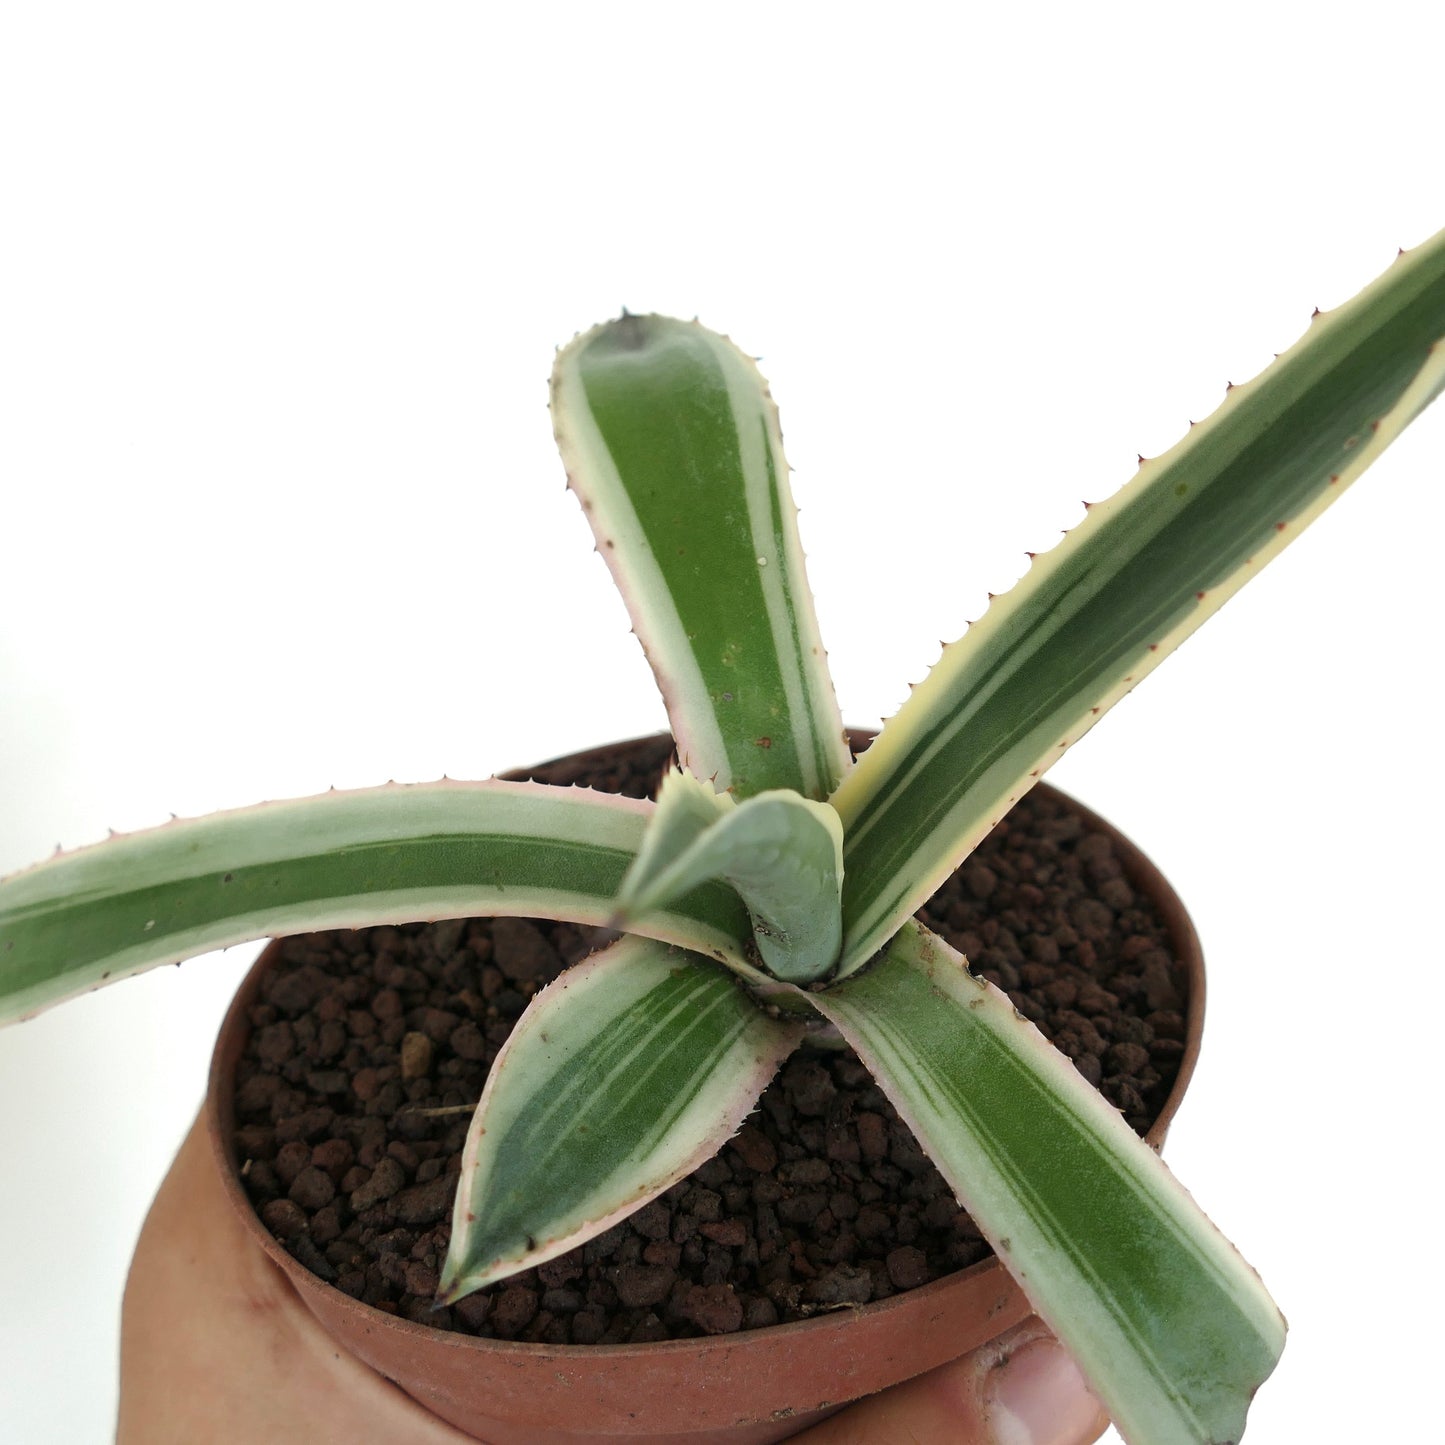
left=612, top=766, right=735, bottom=905
left=0, top=780, right=754, bottom=1025
left=438, top=935, right=803, bottom=1298
left=613, top=769, right=844, bottom=984
left=813, top=923, right=1285, bottom=1445
left=552, top=314, right=850, bottom=802
left=832, top=228, right=1445, bottom=973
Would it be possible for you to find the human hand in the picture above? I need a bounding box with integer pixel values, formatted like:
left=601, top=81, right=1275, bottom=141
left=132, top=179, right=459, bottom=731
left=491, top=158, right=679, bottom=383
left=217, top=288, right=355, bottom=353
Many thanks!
left=791, top=1316, right=1108, bottom=1445
left=119, top=1116, right=1108, bottom=1445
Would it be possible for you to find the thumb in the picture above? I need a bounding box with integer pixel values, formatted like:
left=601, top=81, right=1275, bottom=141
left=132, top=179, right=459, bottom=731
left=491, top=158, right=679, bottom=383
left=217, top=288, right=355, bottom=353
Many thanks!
left=793, top=1318, right=1109, bottom=1445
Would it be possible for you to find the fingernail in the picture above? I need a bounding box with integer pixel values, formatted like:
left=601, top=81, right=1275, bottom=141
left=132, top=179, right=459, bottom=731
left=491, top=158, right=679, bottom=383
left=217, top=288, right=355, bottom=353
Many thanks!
left=985, top=1335, right=1105, bottom=1445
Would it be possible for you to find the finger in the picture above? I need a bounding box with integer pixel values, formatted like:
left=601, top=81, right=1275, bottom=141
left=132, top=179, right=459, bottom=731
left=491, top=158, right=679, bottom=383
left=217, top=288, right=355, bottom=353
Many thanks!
left=119, top=1113, right=473, bottom=1444
left=794, top=1318, right=1110, bottom=1445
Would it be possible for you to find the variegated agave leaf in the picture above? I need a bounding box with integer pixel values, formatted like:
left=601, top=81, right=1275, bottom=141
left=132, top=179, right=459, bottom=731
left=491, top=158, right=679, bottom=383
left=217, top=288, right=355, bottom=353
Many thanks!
left=832, top=228, right=1445, bottom=972
left=813, top=923, right=1285, bottom=1445
left=0, top=780, right=754, bottom=1025
left=439, top=935, right=803, bottom=1298
left=552, top=314, right=850, bottom=803
left=614, top=769, right=844, bottom=984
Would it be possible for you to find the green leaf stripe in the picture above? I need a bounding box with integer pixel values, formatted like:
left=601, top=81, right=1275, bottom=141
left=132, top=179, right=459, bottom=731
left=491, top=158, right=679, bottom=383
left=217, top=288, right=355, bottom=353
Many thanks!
left=814, top=924, right=1285, bottom=1445
left=0, top=780, right=751, bottom=1025
left=440, top=937, right=801, bottom=1296
left=552, top=315, right=849, bottom=801
left=832, top=229, right=1445, bottom=972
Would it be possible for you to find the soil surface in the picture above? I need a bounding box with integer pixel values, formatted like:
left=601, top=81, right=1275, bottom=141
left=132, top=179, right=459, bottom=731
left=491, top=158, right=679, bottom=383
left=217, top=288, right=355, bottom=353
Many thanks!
left=232, top=735, right=1188, bottom=1343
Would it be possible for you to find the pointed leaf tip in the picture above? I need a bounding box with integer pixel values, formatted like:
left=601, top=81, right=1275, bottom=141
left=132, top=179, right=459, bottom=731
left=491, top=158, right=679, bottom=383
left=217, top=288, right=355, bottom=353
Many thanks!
left=441, top=938, right=802, bottom=1294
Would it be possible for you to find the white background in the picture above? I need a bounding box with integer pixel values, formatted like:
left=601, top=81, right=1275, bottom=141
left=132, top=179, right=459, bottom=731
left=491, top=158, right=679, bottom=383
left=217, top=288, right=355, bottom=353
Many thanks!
left=1, top=5, right=1440, bottom=1442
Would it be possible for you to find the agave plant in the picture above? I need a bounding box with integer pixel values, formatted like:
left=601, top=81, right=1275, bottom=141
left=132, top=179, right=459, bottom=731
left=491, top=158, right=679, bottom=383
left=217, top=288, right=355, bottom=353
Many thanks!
left=4, top=232, right=1444, bottom=1444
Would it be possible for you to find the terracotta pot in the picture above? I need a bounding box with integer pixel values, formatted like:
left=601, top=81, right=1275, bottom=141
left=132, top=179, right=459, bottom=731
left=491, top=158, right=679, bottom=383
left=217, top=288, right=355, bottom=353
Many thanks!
left=205, top=735, right=1205, bottom=1444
